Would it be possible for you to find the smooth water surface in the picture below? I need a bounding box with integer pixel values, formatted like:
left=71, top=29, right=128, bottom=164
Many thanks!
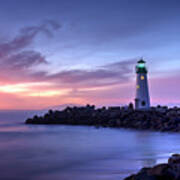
left=0, top=110, right=180, bottom=180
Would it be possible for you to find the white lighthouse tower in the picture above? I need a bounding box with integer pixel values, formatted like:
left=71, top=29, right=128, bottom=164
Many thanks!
left=135, top=59, right=150, bottom=110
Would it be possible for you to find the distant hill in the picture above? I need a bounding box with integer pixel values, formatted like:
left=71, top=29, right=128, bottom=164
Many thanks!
left=46, top=104, right=83, bottom=111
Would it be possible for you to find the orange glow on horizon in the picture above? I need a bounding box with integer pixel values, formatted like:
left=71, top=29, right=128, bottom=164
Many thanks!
left=27, top=90, right=70, bottom=97
left=0, top=75, right=179, bottom=109
left=0, top=82, right=53, bottom=93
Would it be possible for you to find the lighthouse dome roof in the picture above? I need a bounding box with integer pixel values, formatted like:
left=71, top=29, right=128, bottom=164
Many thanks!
left=138, top=59, right=146, bottom=64
left=136, top=59, right=147, bottom=73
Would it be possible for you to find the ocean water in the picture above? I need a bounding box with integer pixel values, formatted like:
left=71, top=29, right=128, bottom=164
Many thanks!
left=0, top=110, right=180, bottom=180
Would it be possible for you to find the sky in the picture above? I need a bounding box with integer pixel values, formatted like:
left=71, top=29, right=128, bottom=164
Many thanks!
left=0, top=0, right=180, bottom=109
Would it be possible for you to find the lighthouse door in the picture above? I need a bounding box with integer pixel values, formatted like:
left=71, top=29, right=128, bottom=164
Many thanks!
left=142, top=101, right=146, bottom=106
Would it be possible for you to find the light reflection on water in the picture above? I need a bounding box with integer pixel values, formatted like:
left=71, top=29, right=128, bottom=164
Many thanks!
left=0, top=111, right=180, bottom=180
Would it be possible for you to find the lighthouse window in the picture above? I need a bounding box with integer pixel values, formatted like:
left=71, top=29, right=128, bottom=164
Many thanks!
left=142, top=101, right=146, bottom=106
left=141, top=76, right=144, bottom=80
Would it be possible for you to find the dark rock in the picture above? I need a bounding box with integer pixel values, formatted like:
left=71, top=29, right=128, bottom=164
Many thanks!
left=25, top=104, right=180, bottom=134
left=168, top=154, right=180, bottom=165
left=124, top=154, right=180, bottom=180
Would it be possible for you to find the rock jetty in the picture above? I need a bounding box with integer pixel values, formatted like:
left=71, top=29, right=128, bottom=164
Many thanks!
left=25, top=104, right=180, bottom=132
left=124, top=154, right=180, bottom=180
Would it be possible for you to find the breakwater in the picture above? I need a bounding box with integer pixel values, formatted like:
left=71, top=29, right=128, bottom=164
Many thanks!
left=25, top=104, right=180, bottom=132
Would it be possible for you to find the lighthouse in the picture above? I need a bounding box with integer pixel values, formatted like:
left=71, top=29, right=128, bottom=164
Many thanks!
left=135, top=59, right=150, bottom=110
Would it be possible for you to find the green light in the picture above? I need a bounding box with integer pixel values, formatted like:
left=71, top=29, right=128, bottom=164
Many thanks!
left=138, top=63, right=145, bottom=68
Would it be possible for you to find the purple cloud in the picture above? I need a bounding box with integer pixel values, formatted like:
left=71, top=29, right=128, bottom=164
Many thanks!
left=50, top=59, right=135, bottom=84
left=0, top=21, right=136, bottom=90
left=28, top=58, right=135, bottom=89
left=5, top=51, right=47, bottom=71
left=0, top=21, right=61, bottom=71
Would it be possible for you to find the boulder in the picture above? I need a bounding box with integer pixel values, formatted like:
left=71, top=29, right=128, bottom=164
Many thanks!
left=124, top=154, right=180, bottom=180
left=168, top=154, right=180, bottom=165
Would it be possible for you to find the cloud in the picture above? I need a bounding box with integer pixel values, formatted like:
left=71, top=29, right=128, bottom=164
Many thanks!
left=0, top=20, right=61, bottom=83
left=44, top=19, right=62, bottom=31
left=27, top=58, right=136, bottom=89
left=57, top=59, right=135, bottom=86
left=0, top=21, right=137, bottom=109
left=20, top=19, right=61, bottom=39
left=0, top=21, right=60, bottom=58
left=4, top=51, right=47, bottom=71
left=0, top=20, right=61, bottom=61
